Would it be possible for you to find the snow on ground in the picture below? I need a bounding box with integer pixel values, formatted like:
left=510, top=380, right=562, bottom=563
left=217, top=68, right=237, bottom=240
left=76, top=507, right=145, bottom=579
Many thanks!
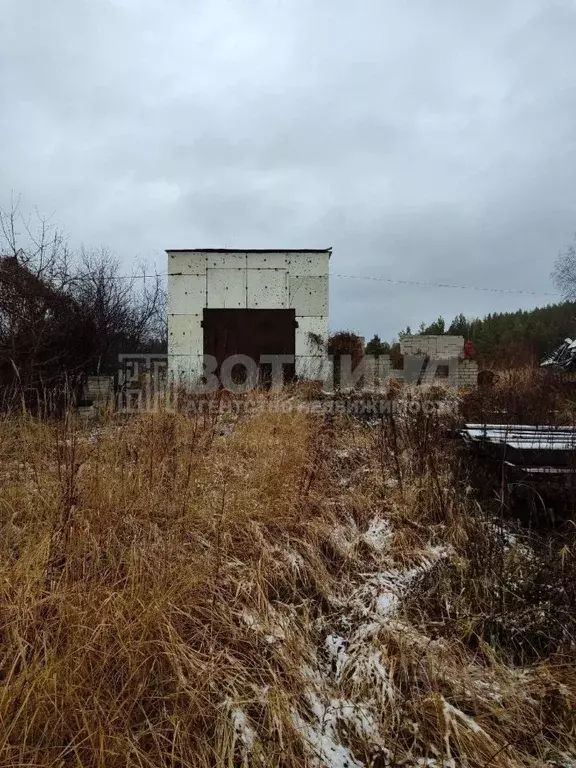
left=228, top=516, right=486, bottom=767
left=230, top=705, right=256, bottom=752
left=288, top=519, right=454, bottom=768
left=361, top=517, right=392, bottom=551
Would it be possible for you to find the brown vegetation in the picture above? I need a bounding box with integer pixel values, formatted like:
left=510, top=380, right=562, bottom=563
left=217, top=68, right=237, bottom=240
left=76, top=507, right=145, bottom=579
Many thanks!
left=0, top=384, right=575, bottom=766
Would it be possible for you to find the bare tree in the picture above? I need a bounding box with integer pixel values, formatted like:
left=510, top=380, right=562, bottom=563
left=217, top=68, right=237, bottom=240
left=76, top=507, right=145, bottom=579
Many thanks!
left=0, top=195, right=71, bottom=288
left=552, top=237, right=576, bottom=301
left=0, top=198, right=167, bottom=406
left=0, top=200, right=95, bottom=404
left=0, top=256, right=97, bottom=403
left=71, top=249, right=166, bottom=373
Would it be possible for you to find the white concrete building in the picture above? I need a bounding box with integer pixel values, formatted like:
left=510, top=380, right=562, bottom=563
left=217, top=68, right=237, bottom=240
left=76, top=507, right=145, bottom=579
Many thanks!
left=167, top=248, right=330, bottom=385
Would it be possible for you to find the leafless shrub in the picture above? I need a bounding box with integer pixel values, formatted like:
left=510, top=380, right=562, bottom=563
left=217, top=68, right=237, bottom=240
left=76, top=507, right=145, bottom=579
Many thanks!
left=328, top=330, right=365, bottom=389
left=0, top=199, right=166, bottom=410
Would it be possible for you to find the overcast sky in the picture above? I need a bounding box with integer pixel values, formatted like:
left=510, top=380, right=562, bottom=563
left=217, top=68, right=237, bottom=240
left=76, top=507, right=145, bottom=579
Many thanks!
left=2, top=0, right=576, bottom=339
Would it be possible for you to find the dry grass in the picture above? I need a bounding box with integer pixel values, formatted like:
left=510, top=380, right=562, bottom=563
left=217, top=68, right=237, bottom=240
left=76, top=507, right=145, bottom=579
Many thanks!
left=0, top=388, right=575, bottom=767
left=462, top=366, right=576, bottom=425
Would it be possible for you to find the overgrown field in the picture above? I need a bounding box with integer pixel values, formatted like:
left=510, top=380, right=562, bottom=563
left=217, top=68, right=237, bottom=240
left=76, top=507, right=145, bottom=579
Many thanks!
left=0, top=387, right=575, bottom=767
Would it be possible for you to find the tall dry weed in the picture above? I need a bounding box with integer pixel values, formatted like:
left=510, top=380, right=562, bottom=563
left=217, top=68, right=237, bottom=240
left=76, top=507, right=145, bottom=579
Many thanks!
left=0, top=390, right=575, bottom=766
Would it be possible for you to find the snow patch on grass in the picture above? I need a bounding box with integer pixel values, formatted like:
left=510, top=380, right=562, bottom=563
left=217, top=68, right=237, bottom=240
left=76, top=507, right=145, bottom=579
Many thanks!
left=362, top=518, right=392, bottom=551
left=291, top=541, right=453, bottom=766
left=229, top=704, right=256, bottom=753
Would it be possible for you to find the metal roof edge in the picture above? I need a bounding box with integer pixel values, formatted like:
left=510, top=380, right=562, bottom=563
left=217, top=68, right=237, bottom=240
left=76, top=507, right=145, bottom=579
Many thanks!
left=165, top=248, right=332, bottom=255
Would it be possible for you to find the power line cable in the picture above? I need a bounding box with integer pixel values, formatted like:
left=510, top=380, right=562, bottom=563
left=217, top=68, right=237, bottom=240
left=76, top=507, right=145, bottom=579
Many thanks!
left=55, top=270, right=561, bottom=297
left=332, top=273, right=560, bottom=297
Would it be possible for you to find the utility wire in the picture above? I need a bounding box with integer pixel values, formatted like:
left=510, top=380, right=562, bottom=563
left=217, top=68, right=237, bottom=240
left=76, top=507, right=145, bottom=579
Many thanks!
left=332, top=273, right=560, bottom=297
left=60, top=270, right=561, bottom=297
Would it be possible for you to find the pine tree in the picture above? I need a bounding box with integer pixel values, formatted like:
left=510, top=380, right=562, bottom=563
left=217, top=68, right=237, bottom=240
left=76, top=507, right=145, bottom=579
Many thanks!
left=365, top=334, right=390, bottom=355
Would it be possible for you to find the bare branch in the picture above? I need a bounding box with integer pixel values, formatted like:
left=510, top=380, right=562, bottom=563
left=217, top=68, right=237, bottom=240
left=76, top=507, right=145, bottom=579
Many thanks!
left=552, top=237, right=576, bottom=301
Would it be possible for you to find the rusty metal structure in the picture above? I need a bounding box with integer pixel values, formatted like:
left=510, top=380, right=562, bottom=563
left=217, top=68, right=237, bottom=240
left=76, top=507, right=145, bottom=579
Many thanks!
left=460, top=423, right=576, bottom=521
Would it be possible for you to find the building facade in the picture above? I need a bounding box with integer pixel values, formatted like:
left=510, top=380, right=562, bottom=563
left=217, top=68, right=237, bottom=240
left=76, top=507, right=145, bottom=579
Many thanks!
left=167, top=248, right=330, bottom=385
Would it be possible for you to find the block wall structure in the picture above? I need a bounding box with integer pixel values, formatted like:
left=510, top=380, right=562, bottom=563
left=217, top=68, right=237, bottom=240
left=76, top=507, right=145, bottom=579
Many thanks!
left=399, top=335, right=478, bottom=387
left=458, top=358, right=479, bottom=387
left=167, top=249, right=330, bottom=383
left=399, top=335, right=465, bottom=358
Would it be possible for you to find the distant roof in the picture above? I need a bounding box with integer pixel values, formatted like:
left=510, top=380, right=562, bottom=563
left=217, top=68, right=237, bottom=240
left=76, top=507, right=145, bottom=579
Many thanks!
left=166, top=248, right=332, bottom=255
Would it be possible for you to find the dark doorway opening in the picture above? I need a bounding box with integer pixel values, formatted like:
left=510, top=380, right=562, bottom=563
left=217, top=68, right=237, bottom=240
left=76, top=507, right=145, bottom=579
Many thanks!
left=203, top=309, right=296, bottom=387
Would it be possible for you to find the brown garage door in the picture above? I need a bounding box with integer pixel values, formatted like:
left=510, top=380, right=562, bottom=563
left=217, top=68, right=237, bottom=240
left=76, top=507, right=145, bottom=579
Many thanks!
left=203, top=308, right=296, bottom=385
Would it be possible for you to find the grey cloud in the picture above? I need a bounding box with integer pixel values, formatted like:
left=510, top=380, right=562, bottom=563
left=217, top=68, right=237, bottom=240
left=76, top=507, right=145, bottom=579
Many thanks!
left=2, top=0, right=575, bottom=339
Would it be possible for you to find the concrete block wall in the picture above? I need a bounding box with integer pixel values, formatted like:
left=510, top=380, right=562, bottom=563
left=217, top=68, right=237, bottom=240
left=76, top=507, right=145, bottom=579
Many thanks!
left=353, top=355, right=387, bottom=387
left=333, top=353, right=477, bottom=388
left=458, top=359, right=478, bottom=387
left=167, top=249, right=330, bottom=383
left=85, top=375, right=114, bottom=404
left=400, top=335, right=465, bottom=358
